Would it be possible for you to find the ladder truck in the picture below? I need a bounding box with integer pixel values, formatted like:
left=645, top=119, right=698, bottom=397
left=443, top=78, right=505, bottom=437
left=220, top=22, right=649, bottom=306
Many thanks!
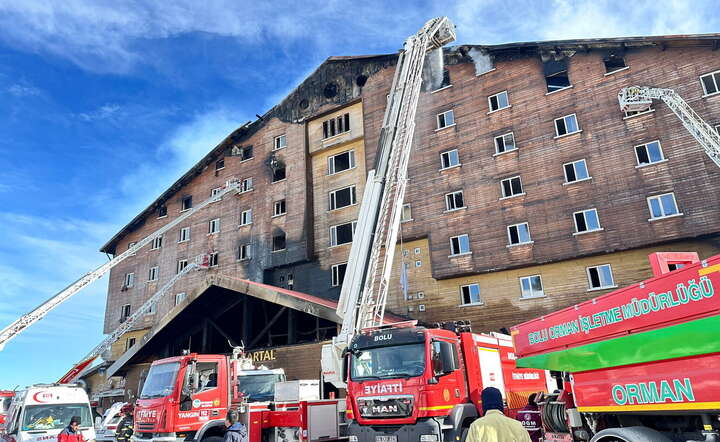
left=320, top=17, right=548, bottom=442
left=0, top=179, right=245, bottom=351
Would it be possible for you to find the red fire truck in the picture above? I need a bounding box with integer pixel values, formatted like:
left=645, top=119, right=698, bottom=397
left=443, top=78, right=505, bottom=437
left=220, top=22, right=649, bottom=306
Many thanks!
left=343, top=321, right=549, bottom=442
left=511, top=252, right=720, bottom=442
left=132, top=351, right=343, bottom=442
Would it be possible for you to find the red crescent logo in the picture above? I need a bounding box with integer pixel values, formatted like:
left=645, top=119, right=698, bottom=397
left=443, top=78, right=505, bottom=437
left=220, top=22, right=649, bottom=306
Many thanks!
left=32, top=392, right=52, bottom=403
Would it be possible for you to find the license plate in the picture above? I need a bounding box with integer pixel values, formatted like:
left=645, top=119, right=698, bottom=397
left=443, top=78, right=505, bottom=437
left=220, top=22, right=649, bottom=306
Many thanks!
left=376, top=436, right=397, bottom=442
left=543, top=433, right=573, bottom=442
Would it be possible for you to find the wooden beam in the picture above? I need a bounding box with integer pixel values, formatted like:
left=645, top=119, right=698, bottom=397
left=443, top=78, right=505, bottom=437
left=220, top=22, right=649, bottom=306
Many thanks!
left=207, top=317, right=239, bottom=347
left=213, top=297, right=244, bottom=320
left=249, top=307, right=287, bottom=348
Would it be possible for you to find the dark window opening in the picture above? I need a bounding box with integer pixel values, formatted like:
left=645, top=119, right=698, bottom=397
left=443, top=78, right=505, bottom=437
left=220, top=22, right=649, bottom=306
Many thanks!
left=441, top=69, right=450, bottom=88
left=157, top=205, right=167, bottom=218
left=215, top=159, right=225, bottom=170
left=181, top=196, right=193, bottom=211
left=323, top=113, right=351, bottom=138
left=603, top=54, right=626, bottom=73
left=242, top=146, right=253, bottom=161
left=544, top=59, right=570, bottom=92
left=588, top=267, right=601, bottom=288
left=332, top=222, right=355, bottom=246
left=209, top=252, right=219, bottom=267
left=272, top=164, right=286, bottom=182
left=564, top=163, right=576, bottom=182
left=668, top=263, right=685, bottom=271
left=356, top=75, right=368, bottom=87
left=574, top=212, right=587, bottom=232
left=273, top=233, right=287, bottom=251
left=635, top=145, right=650, bottom=164
left=509, top=227, right=520, bottom=244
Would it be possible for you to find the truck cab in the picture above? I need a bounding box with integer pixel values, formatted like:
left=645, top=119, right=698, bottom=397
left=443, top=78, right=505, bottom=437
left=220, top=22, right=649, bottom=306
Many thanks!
left=1, top=384, right=96, bottom=442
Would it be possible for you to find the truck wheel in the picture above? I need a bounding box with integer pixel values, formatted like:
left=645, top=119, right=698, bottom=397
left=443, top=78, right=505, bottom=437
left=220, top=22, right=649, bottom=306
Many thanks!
left=203, top=436, right=223, bottom=442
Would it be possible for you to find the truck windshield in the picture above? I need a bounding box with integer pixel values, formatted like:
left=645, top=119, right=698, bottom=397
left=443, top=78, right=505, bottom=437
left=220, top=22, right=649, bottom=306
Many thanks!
left=22, top=404, right=92, bottom=431
left=351, top=343, right=425, bottom=380
left=140, top=362, right=181, bottom=399
left=239, top=374, right=283, bottom=402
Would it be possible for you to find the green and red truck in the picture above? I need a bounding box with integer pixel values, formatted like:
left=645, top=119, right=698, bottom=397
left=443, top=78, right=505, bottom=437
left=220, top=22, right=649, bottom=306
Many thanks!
left=511, top=252, right=720, bottom=442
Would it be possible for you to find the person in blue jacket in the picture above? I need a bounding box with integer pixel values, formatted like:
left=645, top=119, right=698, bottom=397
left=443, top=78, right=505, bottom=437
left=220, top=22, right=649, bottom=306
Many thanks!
left=223, top=410, right=247, bottom=442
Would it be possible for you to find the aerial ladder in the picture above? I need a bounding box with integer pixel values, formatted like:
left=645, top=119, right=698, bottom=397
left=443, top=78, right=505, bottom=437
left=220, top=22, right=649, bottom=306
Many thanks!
left=0, top=179, right=244, bottom=351
left=618, top=86, right=720, bottom=168
left=321, top=17, right=456, bottom=388
left=57, top=254, right=210, bottom=383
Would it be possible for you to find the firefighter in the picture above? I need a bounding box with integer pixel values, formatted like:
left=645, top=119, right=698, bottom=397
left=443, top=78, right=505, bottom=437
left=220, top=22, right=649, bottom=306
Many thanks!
left=467, top=387, right=531, bottom=442
left=115, top=404, right=134, bottom=442
left=57, top=416, right=85, bottom=442
left=223, top=410, right=247, bottom=442
left=516, top=393, right=542, bottom=442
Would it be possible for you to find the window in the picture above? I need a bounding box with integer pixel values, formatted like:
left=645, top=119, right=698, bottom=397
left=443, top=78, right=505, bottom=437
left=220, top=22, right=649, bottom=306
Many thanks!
left=272, top=233, right=286, bottom=251
left=151, top=235, right=163, bottom=250
left=240, top=209, right=252, bottom=226
left=414, top=247, right=421, bottom=255
left=128, top=241, right=137, bottom=256
left=146, top=302, right=156, bottom=315
left=587, top=264, right=615, bottom=289
left=241, top=145, right=253, bottom=161
left=331, top=263, right=347, bottom=287
left=211, top=187, right=222, bottom=199
left=563, top=159, right=590, bottom=183
left=445, top=190, right=465, bottom=211
left=157, top=205, right=167, bottom=218
left=460, top=284, right=482, bottom=305
left=125, top=337, right=136, bottom=351
left=274, top=135, right=287, bottom=150
left=120, top=304, right=131, bottom=322
left=237, top=244, right=251, bottom=261
left=209, top=252, right=219, bottom=267
left=574, top=209, right=601, bottom=233
left=555, top=114, right=580, bottom=137
left=507, top=222, right=532, bottom=245
left=716, top=124, right=720, bottom=134
left=500, top=176, right=523, bottom=198
left=415, top=260, right=422, bottom=267
left=488, top=91, right=510, bottom=112
left=175, top=293, right=186, bottom=306
left=148, top=266, right=159, bottom=281
left=328, top=150, right=356, bottom=175
left=329, top=185, right=357, bottom=210
left=436, top=110, right=455, bottom=129
left=401, top=204, right=412, bottom=222
left=647, top=193, right=680, bottom=219
left=273, top=200, right=286, bottom=216
left=700, top=70, right=720, bottom=96
left=544, top=59, right=570, bottom=93
left=440, top=149, right=460, bottom=169
left=635, top=141, right=665, bottom=166
left=272, top=163, right=286, bottom=182
left=215, top=159, right=225, bottom=171
left=208, top=218, right=220, bottom=234
left=177, top=259, right=188, bottom=274
left=178, top=227, right=190, bottom=243
left=494, top=132, right=516, bottom=154
left=450, top=234, right=471, bottom=256
left=240, top=178, right=253, bottom=192
left=603, top=54, right=626, bottom=73
left=330, top=221, right=356, bottom=246
left=181, top=196, right=192, bottom=211
left=124, top=272, right=135, bottom=288
left=322, top=113, right=351, bottom=139
left=624, top=107, right=653, bottom=118
left=520, top=275, right=544, bottom=299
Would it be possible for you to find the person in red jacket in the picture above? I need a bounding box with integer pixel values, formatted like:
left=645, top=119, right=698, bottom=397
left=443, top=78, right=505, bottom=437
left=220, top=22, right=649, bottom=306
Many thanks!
left=516, top=393, right=542, bottom=442
left=57, top=416, right=85, bottom=442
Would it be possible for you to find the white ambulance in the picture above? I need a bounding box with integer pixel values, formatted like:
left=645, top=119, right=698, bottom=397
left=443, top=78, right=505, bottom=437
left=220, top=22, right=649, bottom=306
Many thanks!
left=1, top=384, right=96, bottom=442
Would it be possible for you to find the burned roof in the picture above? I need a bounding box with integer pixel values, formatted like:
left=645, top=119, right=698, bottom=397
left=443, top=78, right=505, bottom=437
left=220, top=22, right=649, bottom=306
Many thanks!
left=100, top=32, right=720, bottom=254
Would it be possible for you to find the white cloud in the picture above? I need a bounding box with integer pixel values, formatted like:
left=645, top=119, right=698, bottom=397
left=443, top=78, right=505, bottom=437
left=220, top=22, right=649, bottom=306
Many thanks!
left=7, top=83, right=41, bottom=97
left=78, top=103, right=122, bottom=122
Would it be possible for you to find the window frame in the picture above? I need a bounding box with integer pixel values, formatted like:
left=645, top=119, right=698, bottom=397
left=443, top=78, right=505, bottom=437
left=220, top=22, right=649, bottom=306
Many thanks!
left=647, top=192, right=682, bottom=220
left=328, top=185, right=357, bottom=211
left=237, top=244, right=252, bottom=261
left=440, top=148, right=460, bottom=170
left=148, top=266, right=159, bottom=282
left=322, top=113, right=351, bottom=139
left=273, top=199, right=287, bottom=217
left=176, top=259, right=188, bottom=274
left=120, top=304, right=131, bottom=322
left=175, top=292, right=187, bottom=306
left=208, top=252, right=219, bottom=267
left=272, top=233, right=287, bottom=252
left=700, top=70, right=720, bottom=96
left=208, top=218, right=221, bottom=234
left=573, top=208, right=603, bottom=234
left=329, top=221, right=357, bottom=247
left=210, top=187, right=222, bottom=199
left=586, top=264, right=617, bottom=290
left=459, top=283, right=483, bottom=306
left=401, top=203, right=413, bottom=222
left=151, top=235, right=163, bottom=250
left=215, top=158, right=225, bottom=171
left=494, top=132, right=517, bottom=155
left=157, top=205, right=168, bottom=218
left=563, top=159, right=591, bottom=184
left=327, top=150, right=356, bottom=175
left=178, top=226, right=191, bottom=243
left=331, top=262, right=348, bottom=287
left=487, top=90, right=510, bottom=113
left=634, top=140, right=666, bottom=167
left=124, top=272, right=135, bottom=288
left=500, top=176, right=524, bottom=199
left=449, top=234, right=471, bottom=257
left=507, top=222, right=533, bottom=246
left=181, top=195, right=193, bottom=212
left=436, top=109, right=455, bottom=130
left=240, top=178, right=253, bottom=192
left=240, top=209, right=252, bottom=226
left=519, top=275, right=544, bottom=299
left=554, top=113, right=581, bottom=137
left=273, top=134, right=287, bottom=150
left=445, top=190, right=466, bottom=211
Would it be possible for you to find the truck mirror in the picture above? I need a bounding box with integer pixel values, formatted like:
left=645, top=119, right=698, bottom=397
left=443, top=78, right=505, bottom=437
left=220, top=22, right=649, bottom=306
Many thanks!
left=432, top=341, right=455, bottom=377
left=192, top=372, right=200, bottom=392
left=342, top=352, right=349, bottom=383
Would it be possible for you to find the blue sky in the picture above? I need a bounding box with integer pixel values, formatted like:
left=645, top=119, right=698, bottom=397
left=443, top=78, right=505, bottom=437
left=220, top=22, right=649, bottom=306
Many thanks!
left=0, top=0, right=717, bottom=388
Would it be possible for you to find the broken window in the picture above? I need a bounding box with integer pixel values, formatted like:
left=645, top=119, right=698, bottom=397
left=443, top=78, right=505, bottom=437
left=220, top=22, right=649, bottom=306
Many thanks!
left=322, top=113, right=351, bottom=138
left=120, top=304, right=131, bottom=323
left=603, top=54, right=626, bottom=73
left=181, top=195, right=193, bottom=211
left=500, top=176, right=523, bottom=198
left=330, top=221, right=356, bottom=246
left=237, top=244, right=251, bottom=260
left=544, top=59, right=571, bottom=93
left=272, top=164, right=286, bottom=182
left=209, top=252, right=219, bottom=267
left=331, top=263, right=347, bottom=287
left=126, top=337, right=136, bottom=350
left=272, top=232, right=287, bottom=251
left=273, top=200, right=286, bottom=216
left=442, top=69, right=451, bottom=88
left=274, top=135, right=287, bottom=150
left=157, top=205, right=167, bottom=218
left=401, top=204, right=412, bottom=222
left=215, top=158, right=225, bottom=171
left=329, top=185, right=357, bottom=211
left=328, top=150, right=355, bottom=175
left=494, top=132, right=516, bottom=154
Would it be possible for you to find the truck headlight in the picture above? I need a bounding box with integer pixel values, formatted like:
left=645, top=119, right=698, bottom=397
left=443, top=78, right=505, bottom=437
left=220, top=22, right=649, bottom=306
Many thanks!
left=420, top=435, right=438, bottom=442
left=348, top=436, right=358, bottom=442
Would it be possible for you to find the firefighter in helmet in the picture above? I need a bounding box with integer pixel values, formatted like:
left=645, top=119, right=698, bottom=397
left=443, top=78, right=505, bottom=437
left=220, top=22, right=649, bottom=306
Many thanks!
left=115, top=404, right=134, bottom=442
